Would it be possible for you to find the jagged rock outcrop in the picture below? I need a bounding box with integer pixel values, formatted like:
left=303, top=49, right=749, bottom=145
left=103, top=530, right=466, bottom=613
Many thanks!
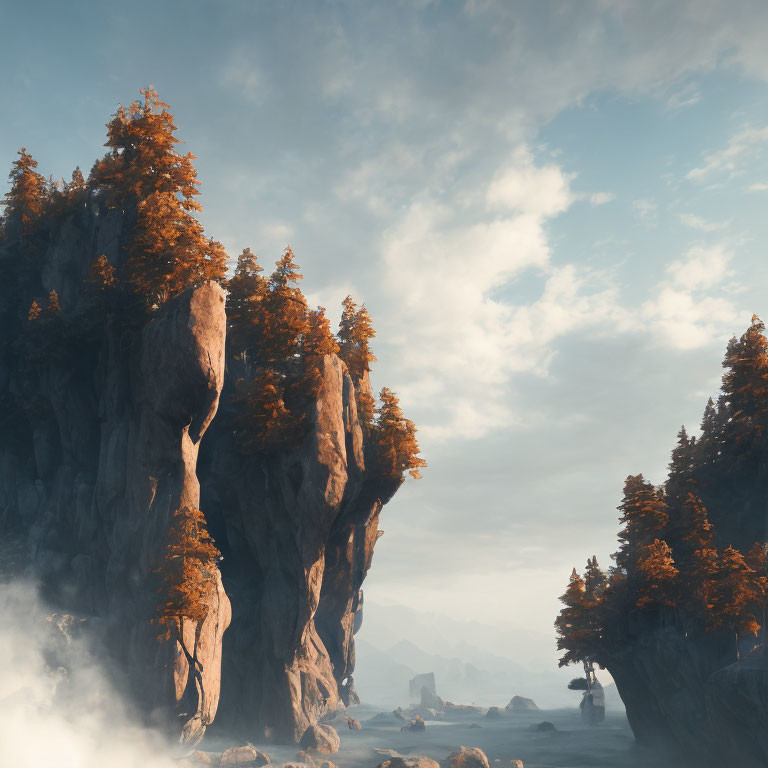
left=0, top=194, right=230, bottom=742
left=1, top=183, right=409, bottom=745
left=201, top=359, right=400, bottom=742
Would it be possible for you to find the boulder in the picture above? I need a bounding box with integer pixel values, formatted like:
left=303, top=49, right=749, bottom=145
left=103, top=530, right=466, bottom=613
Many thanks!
left=295, top=751, right=315, bottom=765
left=178, top=751, right=219, bottom=767
left=347, top=716, right=362, bottom=730
left=531, top=721, right=556, bottom=733
left=446, top=746, right=491, bottom=768
left=378, top=757, right=440, bottom=768
left=220, top=746, right=272, bottom=766
left=444, top=702, right=482, bottom=714
left=484, top=706, right=503, bottom=719
left=401, top=715, right=426, bottom=732
left=509, top=762, right=524, bottom=768
left=393, top=707, right=409, bottom=720
left=298, top=724, right=341, bottom=754
left=505, top=696, right=538, bottom=711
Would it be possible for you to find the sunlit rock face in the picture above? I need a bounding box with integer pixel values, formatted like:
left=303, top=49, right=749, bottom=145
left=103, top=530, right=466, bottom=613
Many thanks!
left=0, top=194, right=230, bottom=743
left=200, top=357, right=401, bottom=742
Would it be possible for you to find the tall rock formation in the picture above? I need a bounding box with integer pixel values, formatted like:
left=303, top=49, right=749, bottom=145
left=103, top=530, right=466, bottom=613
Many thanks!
left=0, top=193, right=230, bottom=742
left=200, top=357, right=401, bottom=742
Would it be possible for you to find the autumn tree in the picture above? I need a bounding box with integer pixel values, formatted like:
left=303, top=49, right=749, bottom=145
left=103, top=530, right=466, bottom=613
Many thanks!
left=260, top=247, right=309, bottom=365
left=226, top=247, right=267, bottom=361
left=92, top=87, right=227, bottom=306
left=154, top=505, right=220, bottom=645
left=556, top=569, right=594, bottom=667
left=338, top=295, right=377, bottom=425
left=2, top=147, right=46, bottom=236
left=373, top=387, right=426, bottom=480
left=615, top=475, right=669, bottom=572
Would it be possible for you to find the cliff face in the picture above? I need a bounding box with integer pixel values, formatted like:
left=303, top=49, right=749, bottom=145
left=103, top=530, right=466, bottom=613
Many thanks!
left=0, top=197, right=230, bottom=742
left=200, top=358, right=400, bottom=742
left=0, top=194, right=403, bottom=744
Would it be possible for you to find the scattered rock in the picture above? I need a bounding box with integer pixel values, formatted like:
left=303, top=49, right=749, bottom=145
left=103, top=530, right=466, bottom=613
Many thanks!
left=347, top=716, right=362, bottom=730
left=220, top=746, right=272, bottom=766
left=506, top=696, right=538, bottom=711
left=469, top=723, right=482, bottom=729
left=509, top=761, right=524, bottom=768
left=378, top=757, right=440, bottom=768
left=393, top=707, right=409, bottom=720
left=375, top=749, right=402, bottom=758
left=178, top=751, right=219, bottom=768
left=443, top=702, right=482, bottom=714
left=295, top=751, right=315, bottom=765
left=298, top=724, right=341, bottom=755
left=531, top=721, right=557, bottom=733
left=484, top=706, right=503, bottom=719
left=447, top=746, right=491, bottom=768
left=401, top=715, right=426, bottom=732
left=317, top=762, right=338, bottom=768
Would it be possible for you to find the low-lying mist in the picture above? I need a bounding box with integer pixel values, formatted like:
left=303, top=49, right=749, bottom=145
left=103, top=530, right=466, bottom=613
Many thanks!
left=0, top=580, right=176, bottom=768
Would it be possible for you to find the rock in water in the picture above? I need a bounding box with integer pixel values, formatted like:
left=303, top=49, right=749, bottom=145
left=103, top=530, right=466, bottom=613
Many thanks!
left=401, top=715, right=426, bottom=732
left=505, top=696, right=538, bottom=711
left=347, top=716, right=362, bottom=730
left=484, top=706, right=503, bottom=719
left=220, top=746, right=272, bottom=766
left=447, top=747, right=491, bottom=768
left=378, top=757, right=440, bottom=768
left=298, top=724, right=341, bottom=754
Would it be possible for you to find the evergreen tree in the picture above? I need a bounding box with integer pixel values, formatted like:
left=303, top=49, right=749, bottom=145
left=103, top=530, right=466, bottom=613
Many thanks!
left=555, top=568, right=593, bottom=667
left=154, top=505, right=221, bottom=643
left=260, top=247, right=309, bottom=365
left=338, top=295, right=377, bottom=425
left=634, top=539, right=679, bottom=608
left=92, top=87, right=226, bottom=306
left=226, top=247, right=267, bottom=360
left=46, top=290, right=61, bottom=314
left=2, top=147, right=46, bottom=236
left=615, top=475, right=670, bottom=572
left=373, top=387, right=426, bottom=480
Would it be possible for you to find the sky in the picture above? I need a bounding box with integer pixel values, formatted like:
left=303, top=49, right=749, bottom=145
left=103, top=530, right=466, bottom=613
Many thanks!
left=5, top=0, right=768, bottom=689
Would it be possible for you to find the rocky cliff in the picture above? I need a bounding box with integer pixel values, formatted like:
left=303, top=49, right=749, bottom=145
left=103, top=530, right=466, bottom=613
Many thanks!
left=0, top=189, right=404, bottom=743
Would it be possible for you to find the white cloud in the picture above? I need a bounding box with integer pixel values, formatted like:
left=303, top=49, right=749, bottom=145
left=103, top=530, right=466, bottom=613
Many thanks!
left=679, top=213, right=730, bottom=232
left=633, top=198, right=658, bottom=224
left=747, top=182, right=768, bottom=192
left=589, top=192, right=615, bottom=206
left=686, top=127, right=768, bottom=184
left=641, top=245, right=740, bottom=349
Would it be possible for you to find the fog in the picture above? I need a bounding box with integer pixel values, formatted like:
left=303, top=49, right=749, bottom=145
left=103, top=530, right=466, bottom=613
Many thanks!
left=0, top=581, right=176, bottom=768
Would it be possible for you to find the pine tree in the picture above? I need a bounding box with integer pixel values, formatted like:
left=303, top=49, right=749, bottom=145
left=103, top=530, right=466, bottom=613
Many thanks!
left=154, top=505, right=220, bottom=643
left=338, top=295, right=377, bottom=426
left=233, top=368, right=304, bottom=453
left=373, top=387, right=426, bottom=480
left=46, top=290, right=61, bottom=313
left=28, top=300, right=41, bottom=321
left=719, top=316, right=768, bottom=449
left=92, top=87, right=226, bottom=306
left=615, top=475, right=670, bottom=572
left=634, top=539, right=679, bottom=608
left=555, top=568, right=593, bottom=667
left=260, top=247, right=309, bottom=365
left=2, top=147, right=46, bottom=236
left=225, top=247, right=267, bottom=361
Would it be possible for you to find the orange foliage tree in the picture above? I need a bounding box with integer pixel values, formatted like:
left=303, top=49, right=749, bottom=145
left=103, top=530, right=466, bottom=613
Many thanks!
left=2, top=147, right=46, bottom=236
left=338, top=295, right=377, bottom=425
left=373, top=387, right=427, bottom=480
left=154, top=505, right=221, bottom=646
left=92, top=87, right=227, bottom=306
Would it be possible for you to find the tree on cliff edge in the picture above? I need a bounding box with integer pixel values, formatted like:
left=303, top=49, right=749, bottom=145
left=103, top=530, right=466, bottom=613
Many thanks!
left=373, top=387, right=427, bottom=480
left=2, top=147, right=46, bottom=237
left=338, top=295, right=377, bottom=425
left=154, top=505, right=220, bottom=644
left=92, top=87, right=227, bottom=306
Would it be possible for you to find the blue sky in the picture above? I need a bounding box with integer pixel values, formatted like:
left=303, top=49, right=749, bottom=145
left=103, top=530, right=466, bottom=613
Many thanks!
left=5, top=0, right=768, bottom=680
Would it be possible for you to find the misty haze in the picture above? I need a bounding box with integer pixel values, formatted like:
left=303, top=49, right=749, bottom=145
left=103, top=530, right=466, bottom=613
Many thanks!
left=4, top=2, right=768, bottom=768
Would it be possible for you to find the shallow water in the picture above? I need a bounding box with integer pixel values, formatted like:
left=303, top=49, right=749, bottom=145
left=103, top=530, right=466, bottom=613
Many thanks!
left=202, top=704, right=678, bottom=768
